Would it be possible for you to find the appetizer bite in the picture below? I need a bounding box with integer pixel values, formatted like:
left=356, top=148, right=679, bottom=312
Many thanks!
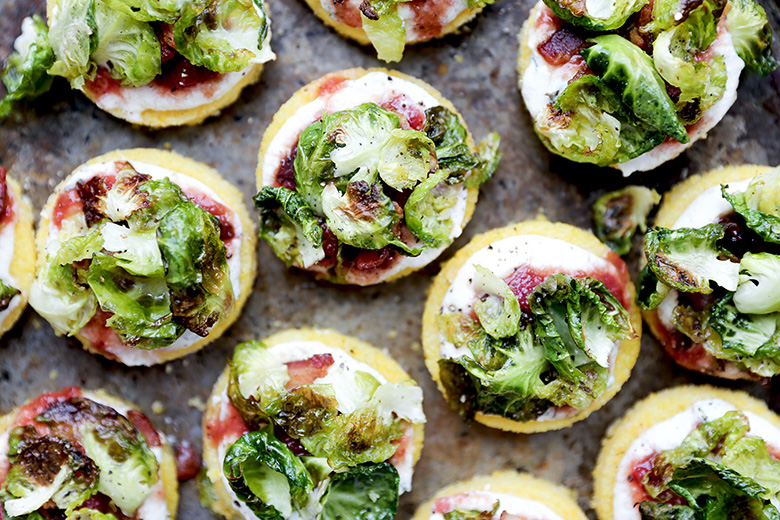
left=422, top=220, right=641, bottom=433
left=517, top=0, right=777, bottom=175
left=594, top=385, right=780, bottom=520
left=0, top=0, right=274, bottom=127
left=303, top=0, right=495, bottom=62
left=255, top=68, right=500, bottom=286
left=200, top=329, right=425, bottom=520
left=640, top=164, right=780, bottom=380
left=29, top=148, right=256, bottom=366
left=411, top=471, right=588, bottom=520
left=0, top=168, right=35, bottom=338
left=0, top=386, right=177, bottom=519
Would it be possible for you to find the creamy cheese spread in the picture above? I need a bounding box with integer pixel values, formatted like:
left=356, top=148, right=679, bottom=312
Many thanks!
left=0, top=187, right=20, bottom=327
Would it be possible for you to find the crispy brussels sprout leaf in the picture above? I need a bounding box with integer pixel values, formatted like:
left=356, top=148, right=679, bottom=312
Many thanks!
left=644, top=225, right=740, bottom=294
left=174, top=0, right=274, bottom=73
left=537, top=75, right=664, bottom=166
left=129, top=176, right=188, bottom=229
left=464, top=133, right=501, bottom=188
left=636, top=265, right=672, bottom=310
left=723, top=171, right=780, bottom=244
left=91, top=163, right=153, bottom=224
left=359, top=1, right=408, bottom=63
left=87, top=253, right=182, bottom=349
left=593, top=186, right=660, bottom=255
left=582, top=35, right=689, bottom=143
left=230, top=340, right=290, bottom=408
left=254, top=186, right=325, bottom=268
left=467, top=0, right=496, bottom=7
left=0, top=279, right=20, bottom=312
left=423, top=106, right=479, bottom=178
left=404, top=170, right=457, bottom=247
left=197, top=467, right=218, bottom=510
left=726, top=0, right=777, bottom=77
left=722, top=437, right=780, bottom=510
left=0, top=16, right=55, bottom=117
left=327, top=104, right=401, bottom=179
left=734, top=253, right=780, bottom=314
left=542, top=0, right=646, bottom=31
left=101, top=0, right=183, bottom=23
left=48, top=0, right=98, bottom=88
left=223, top=428, right=314, bottom=518
left=65, top=509, right=120, bottom=520
left=28, top=260, right=97, bottom=336
left=321, top=181, right=420, bottom=256
left=320, top=462, right=400, bottom=520
left=472, top=265, right=522, bottom=339
left=264, top=386, right=338, bottom=439
left=157, top=200, right=234, bottom=337
left=91, top=1, right=161, bottom=87
left=377, top=130, right=437, bottom=191
left=3, top=435, right=98, bottom=517
left=100, top=223, right=165, bottom=278
left=443, top=502, right=500, bottom=520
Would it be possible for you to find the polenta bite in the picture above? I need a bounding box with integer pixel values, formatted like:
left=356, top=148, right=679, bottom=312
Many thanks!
left=640, top=164, right=780, bottom=380
left=200, top=329, right=425, bottom=520
left=29, top=148, right=256, bottom=366
left=422, top=220, right=641, bottom=433
left=0, top=387, right=177, bottom=519
left=304, top=0, right=495, bottom=62
left=594, top=385, right=780, bottom=520
left=411, top=471, right=588, bottom=520
left=0, top=0, right=274, bottom=127
left=0, top=168, right=35, bottom=338
left=517, top=0, right=776, bottom=174
left=255, top=67, right=500, bottom=286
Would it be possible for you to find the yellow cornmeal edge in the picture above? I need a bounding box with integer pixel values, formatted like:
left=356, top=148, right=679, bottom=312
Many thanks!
left=302, top=0, right=484, bottom=47
left=256, top=67, right=479, bottom=284
left=34, top=148, right=258, bottom=365
left=46, top=1, right=268, bottom=128
left=202, top=328, right=426, bottom=520
left=0, top=175, right=35, bottom=337
left=422, top=219, right=642, bottom=433
left=593, top=385, right=780, bottom=520
left=642, top=165, right=774, bottom=377
left=411, top=471, right=588, bottom=520
left=0, top=389, right=178, bottom=518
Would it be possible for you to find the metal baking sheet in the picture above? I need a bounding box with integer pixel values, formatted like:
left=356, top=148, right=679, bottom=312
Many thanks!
left=1, top=1, right=780, bottom=518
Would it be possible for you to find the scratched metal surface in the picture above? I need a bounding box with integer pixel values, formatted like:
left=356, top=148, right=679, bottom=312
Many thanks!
left=1, top=1, right=780, bottom=518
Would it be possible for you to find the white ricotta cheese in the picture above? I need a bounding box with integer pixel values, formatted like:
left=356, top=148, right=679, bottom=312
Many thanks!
left=613, top=398, right=780, bottom=520
left=0, top=188, right=20, bottom=327
left=44, top=160, right=244, bottom=366
left=427, top=490, right=565, bottom=520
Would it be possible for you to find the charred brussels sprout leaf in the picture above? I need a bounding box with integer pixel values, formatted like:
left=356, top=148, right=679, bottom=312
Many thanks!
left=174, top=0, right=274, bottom=73
left=726, top=0, right=777, bottom=77
left=464, top=133, right=501, bottom=189
left=36, top=398, right=159, bottom=516
left=223, top=428, right=314, bottom=519
left=636, top=265, right=671, bottom=310
left=130, top=177, right=189, bottom=229
left=48, top=0, right=98, bottom=88
left=0, top=279, right=20, bottom=312
left=404, top=170, right=457, bottom=247
left=359, top=0, right=408, bottom=63
left=472, top=265, right=522, bottom=339
left=264, top=386, right=338, bottom=439
left=101, top=0, right=183, bottom=23
left=254, top=187, right=325, bottom=268
left=377, top=130, right=437, bottom=191
left=593, top=185, right=660, bottom=255
left=90, top=164, right=153, bottom=224
left=723, top=170, right=780, bottom=244
left=0, top=16, right=55, bottom=117
left=423, top=106, right=479, bottom=179
left=320, top=462, right=400, bottom=520
left=28, top=260, right=97, bottom=336
left=644, top=225, right=740, bottom=294
left=157, top=200, right=234, bottom=337
left=528, top=274, right=634, bottom=371
left=100, top=223, right=164, bottom=278
left=542, top=0, right=646, bottom=31
left=582, top=35, right=689, bottom=144
left=90, top=1, right=161, bottom=87
left=2, top=435, right=98, bottom=517
left=87, top=253, right=182, bottom=349
left=537, top=75, right=664, bottom=166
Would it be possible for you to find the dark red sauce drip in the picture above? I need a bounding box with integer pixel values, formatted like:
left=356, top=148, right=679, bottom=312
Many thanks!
left=274, top=425, right=310, bottom=457
left=352, top=247, right=395, bottom=271
left=538, top=26, right=587, bottom=66
left=718, top=211, right=780, bottom=257
left=187, top=191, right=236, bottom=242
left=153, top=55, right=219, bottom=93
left=318, top=222, right=339, bottom=268
left=205, top=401, right=249, bottom=447
left=174, top=439, right=201, bottom=481
left=126, top=409, right=162, bottom=448
left=405, top=0, right=448, bottom=40
left=381, top=94, right=426, bottom=131
left=629, top=454, right=656, bottom=504
left=0, top=167, right=14, bottom=227
left=85, top=68, right=123, bottom=99
left=155, top=23, right=177, bottom=64
left=276, top=147, right=298, bottom=190
left=76, top=175, right=113, bottom=228
left=285, top=353, right=335, bottom=390
left=78, top=494, right=132, bottom=520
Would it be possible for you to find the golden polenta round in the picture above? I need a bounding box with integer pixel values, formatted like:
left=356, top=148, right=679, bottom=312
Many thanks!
left=202, top=328, right=425, bottom=519
left=422, top=219, right=641, bottom=433
left=593, top=385, right=780, bottom=520
left=0, top=174, right=35, bottom=338
left=412, top=471, right=588, bottom=520
left=34, top=148, right=257, bottom=365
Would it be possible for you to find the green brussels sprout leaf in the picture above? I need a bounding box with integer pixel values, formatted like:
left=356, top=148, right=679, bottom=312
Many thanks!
left=0, top=16, right=55, bottom=117
left=593, top=185, right=660, bottom=256
left=319, top=462, right=400, bottom=520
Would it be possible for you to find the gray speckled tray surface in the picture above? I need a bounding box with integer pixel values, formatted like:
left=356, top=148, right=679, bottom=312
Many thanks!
left=1, top=1, right=780, bottom=518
